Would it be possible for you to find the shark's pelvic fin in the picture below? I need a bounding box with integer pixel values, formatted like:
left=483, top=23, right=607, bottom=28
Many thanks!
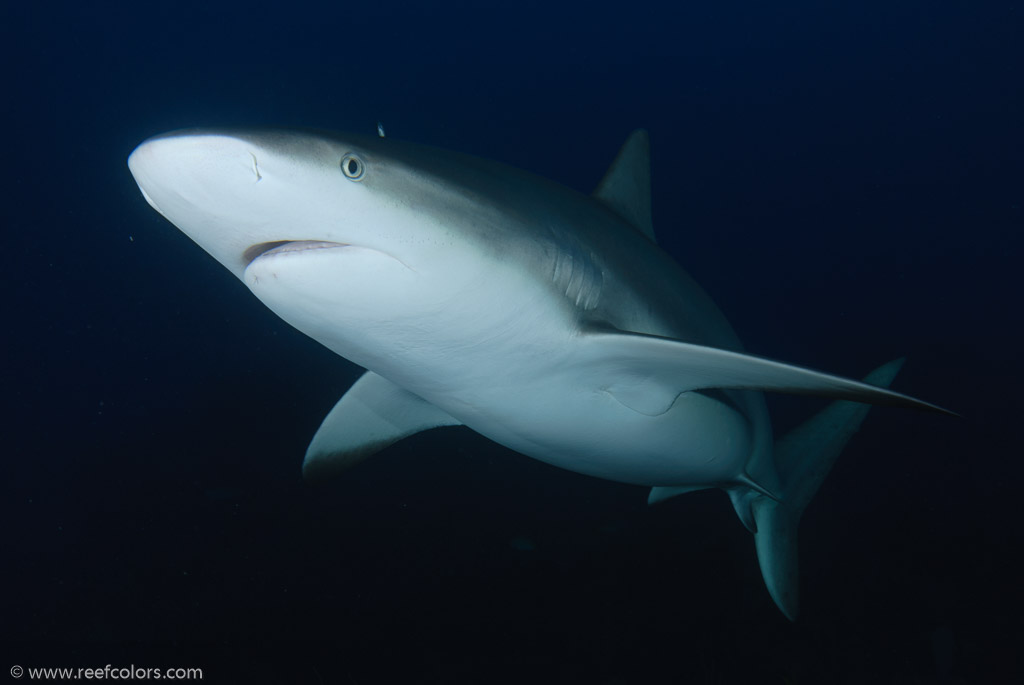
left=579, top=329, right=952, bottom=416
left=753, top=357, right=907, bottom=620
left=593, top=129, right=656, bottom=243
left=647, top=484, right=712, bottom=506
left=649, top=479, right=775, bottom=534
left=303, top=371, right=461, bottom=481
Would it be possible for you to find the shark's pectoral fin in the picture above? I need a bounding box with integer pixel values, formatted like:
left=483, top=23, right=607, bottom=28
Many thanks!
left=580, top=329, right=952, bottom=415
left=303, top=371, right=461, bottom=481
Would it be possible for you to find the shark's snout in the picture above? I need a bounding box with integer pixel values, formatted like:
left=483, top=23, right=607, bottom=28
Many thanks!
left=127, top=131, right=286, bottom=279
left=128, top=140, right=169, bottom=215
left=128, top=132, right=257, bottom=192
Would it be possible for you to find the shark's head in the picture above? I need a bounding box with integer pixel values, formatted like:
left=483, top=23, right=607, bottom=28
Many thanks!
left=127, top=129, right=566, bottom=373
left=127, top=129, right=448, bottom=278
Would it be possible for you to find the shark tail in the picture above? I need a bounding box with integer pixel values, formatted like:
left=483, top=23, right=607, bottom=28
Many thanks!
left=751, top=357, right=907, bottom=620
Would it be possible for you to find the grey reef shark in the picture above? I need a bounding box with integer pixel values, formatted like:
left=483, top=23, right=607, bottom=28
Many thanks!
left=128, top=127, right=951, bottom=619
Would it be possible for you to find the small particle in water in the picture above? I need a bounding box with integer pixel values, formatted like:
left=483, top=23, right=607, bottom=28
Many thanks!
left=509, top=535, right=537, bottom=552
left=377, top=121, right=386, bottom=138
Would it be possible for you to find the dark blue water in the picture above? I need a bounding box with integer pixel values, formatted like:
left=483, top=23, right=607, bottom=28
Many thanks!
left=4, top=1, right=1022, bottom=682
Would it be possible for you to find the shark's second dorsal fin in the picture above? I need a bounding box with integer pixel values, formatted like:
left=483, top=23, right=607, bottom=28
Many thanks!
left=593, top=129, right=655, bottom=243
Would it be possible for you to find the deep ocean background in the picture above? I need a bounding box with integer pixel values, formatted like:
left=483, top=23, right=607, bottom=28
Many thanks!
left=3, top=1, right=1022, bottom=682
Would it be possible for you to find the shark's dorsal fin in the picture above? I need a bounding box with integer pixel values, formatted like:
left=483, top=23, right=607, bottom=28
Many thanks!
left=593, top=129, right=655, bottom=243
left=303, top=371, right=461, bottom=481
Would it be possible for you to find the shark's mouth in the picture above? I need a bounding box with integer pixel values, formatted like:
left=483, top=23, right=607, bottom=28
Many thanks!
left=244, top=241, right=350, bottom=266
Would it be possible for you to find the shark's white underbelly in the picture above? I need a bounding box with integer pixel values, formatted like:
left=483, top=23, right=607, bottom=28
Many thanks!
left=414, top=370, right=755, bottom=487
left=241, top=244, right=763, bottom=488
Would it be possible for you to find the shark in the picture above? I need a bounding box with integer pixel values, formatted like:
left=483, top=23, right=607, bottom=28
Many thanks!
left=127, top=127, right=948, bottom=619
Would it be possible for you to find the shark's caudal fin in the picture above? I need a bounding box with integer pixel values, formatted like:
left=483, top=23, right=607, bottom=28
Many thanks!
left=752, top=358, right=907, bottom=620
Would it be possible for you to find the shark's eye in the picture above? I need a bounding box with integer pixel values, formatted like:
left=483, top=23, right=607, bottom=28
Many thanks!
left=340, top=154, right=364, bottom=181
